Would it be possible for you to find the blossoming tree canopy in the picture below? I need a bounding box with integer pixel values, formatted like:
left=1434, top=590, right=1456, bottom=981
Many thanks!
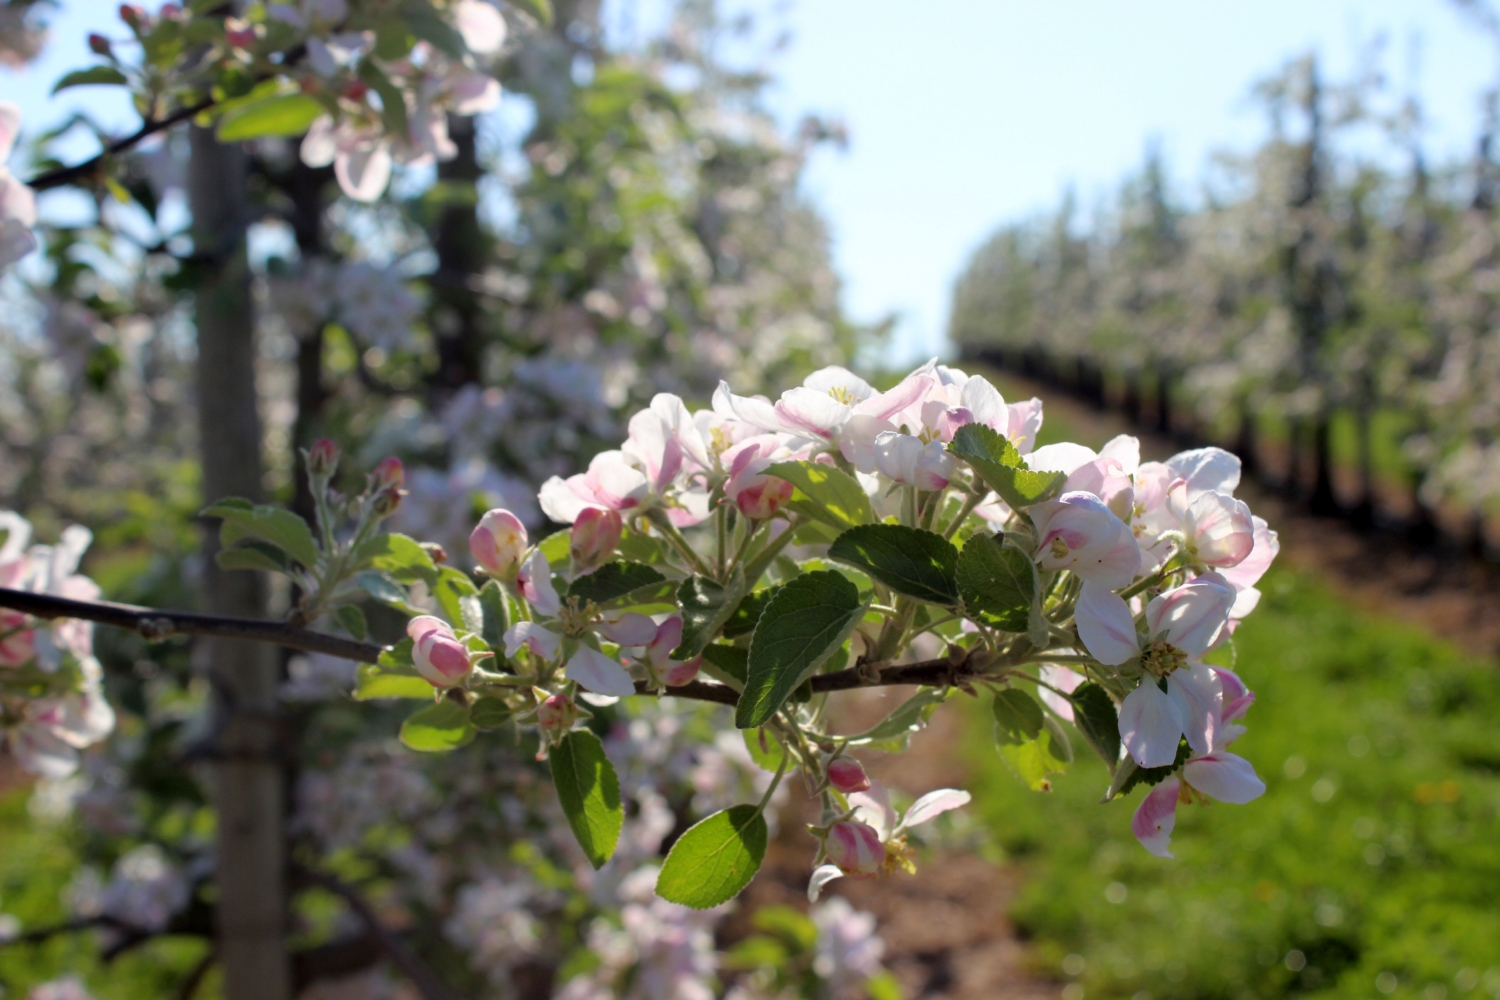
left=0, top=0, right=554, bottom=278
left=0, top=361, right=1289, bottom=910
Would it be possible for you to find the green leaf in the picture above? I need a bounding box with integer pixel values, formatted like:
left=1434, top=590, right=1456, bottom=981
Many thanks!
left=355, top=571, right=419, bottom=614
left=742, top=728, right=789, bottom=773
left=568, top=561, right=667, bottom=605
left=737, top=571, right=864, bottom=729
left=506, top=0, right=554, bottom=26
left=865, top=970, right=905, bottom=1000
left=550, top=730, right=623, bottom=869
left=845, top=687, right=951, bottom=748
left=828, top=525, right=958, bottom=605
left=763, top=461, right=874, bottom=531
left=357, top=61, right=408, bottom=140
left=401, top=0, right=468, bottom=58
left=948, top=424, right=1064, bottom=509
left=992, top=688, right=1045, bottom=745
left=1044, top=713, right=1074, bottom=763
left=214, top=541, right=288, bottom=574
left=751, top=904, right=818, bottom=949
left=723, top=587, right=779, bottom=639
left=699, top=644, right=748, bottom=688
left=354, top=640, right=432, bottom=700
left=470, top=696, right=514, bottom=730
left=399, top=700, right=475, bottom=752
left=215, top=93, right=325, bottom=141
left=478, top=580, right=510, bottom=652
left=203, top=499, right=320, bottom=569
left=335, top=604, right=367, bottom=642
left=956, top=533, right=1034, bottom=631
left=1067, top=681, right=1121, bottom=767
left=434, top=567, right=481, bottom=632
left=51, top=66, right=128, bottom=94
left=536, top=529, right=571, bottom=565
left=655, top=805, right=768, bottom=909
left=355, top=532, right=438, bottom=584
left=1119, top=739, right=1191, bottom=796
left=673, top=570, right=745, bottom=660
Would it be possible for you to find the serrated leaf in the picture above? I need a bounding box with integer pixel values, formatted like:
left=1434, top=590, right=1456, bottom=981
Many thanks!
left=956, top=533, right=1033, bottom=631
left=470, top=696, right=514, bottom=730
left=355, top=532, right=438, bottom=584
left=51, top=66, right=128, bottom=94
left=215, top=92, right=325, bottom=141
left=699, top=644, right=748, bottom=688
left=673, top=570, right=745, bottom=659
left=214, top=540, right=288, bottom=574
left=354, top=640, right=432, bottom=700
left=568, top=561, right=666, bottom=605
left=335, top=604, right=368, bottom=641
left=656, top=805, right=767, bottom=909
left=399, top=700, right=475, bottom=752
left=763, top=461, right=874, bottom=531
left=742, top=727, right=789, bottom=773
left=203, top=499, right=320, bottom=568
left=828, top=525, right=958, bottom=605
left=1067, top=681, right=1122, bottom=767
left=723, top=587, right=779, bottom=639
left=845, top=687, right=950, bottom=747
left=737, top=571, right=863, bottom=729
left=992, top=687, right=1045, bottom=745
left=550, top=730, right=623, bottom=869
left=948, top=424, right=1064, bottom=509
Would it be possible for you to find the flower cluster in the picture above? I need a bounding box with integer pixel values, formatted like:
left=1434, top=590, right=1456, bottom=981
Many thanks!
left=341, top=360, right=1275, bottom=908
left=0, top=102, right=36, bottom=274
left=0, top=511, right=115, bottom=779
left=265, top=258, right=421, bottom=351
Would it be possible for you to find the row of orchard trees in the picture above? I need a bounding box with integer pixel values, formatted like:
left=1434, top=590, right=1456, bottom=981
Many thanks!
left=0, top=0, right=893, bottom=998
left=950, top=49, right=1500, bottom=546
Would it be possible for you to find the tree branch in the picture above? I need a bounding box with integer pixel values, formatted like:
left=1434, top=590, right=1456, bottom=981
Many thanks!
left=0, top=587, right=990, bottom=708
left=28, top=99, right=218, bottom=192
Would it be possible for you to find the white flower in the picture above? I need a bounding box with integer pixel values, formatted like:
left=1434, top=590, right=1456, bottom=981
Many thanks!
left=0, top=102, right=38, bottom=273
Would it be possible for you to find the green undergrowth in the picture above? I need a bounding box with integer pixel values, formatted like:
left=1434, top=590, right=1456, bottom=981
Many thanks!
left=0, top=790, right=212, bottom=998
left=962, top=565, right=1500, bottom=1000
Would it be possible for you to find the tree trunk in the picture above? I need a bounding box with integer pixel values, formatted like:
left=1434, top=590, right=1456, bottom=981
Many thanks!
left=1308, top=412, right=1339, bottom=516
left=189, top=125, right=290, bottom=1000
left=1284, top=416, right=1304, bottom=498
left=430, top=114, right=487, bottom=390
left=1154, top=368, right=1173, bottom=435
left=1122, top=370, right=1142, bottom=426
left=287, top=161, right=332, bottom=524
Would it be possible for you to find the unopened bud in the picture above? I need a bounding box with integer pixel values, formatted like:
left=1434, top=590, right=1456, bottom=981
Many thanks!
left=732, top=474, right=794, bottom=520
left=827, top=757, right=872, bottom=794
left=371, top=485, right=403, bottom=518
left=661, top=656, right=701, bottom=687
left=371, top=456, right=405, bottom=491
left=119, top=4, right=146, bottom=28
left=342, top=79, right=369, bottom=101
left=421, top=542, right=448, bottom=565
left=825, top=820, right=884, bottom=879
left=88, top=33, right=112, bottom=55
left=470, top=508, right=527, bottom=579
left=306, top=437, right=339, bottom=479
left=408, top=616, right=472, bottom=688
left=570, top=506, right=621, bottom=574
left=536, top=692, right=579, bottom=735
left=159, top=3, right=181, bottom=17
left=224, top=16, right=256, bottom=48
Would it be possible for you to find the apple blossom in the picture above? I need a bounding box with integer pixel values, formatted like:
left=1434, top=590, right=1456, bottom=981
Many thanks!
left=722, top=435, right=795, bottom=519
left=471, top=508, right=528, bottom=579
left=827, top=757, right=872, bottom=794
left=408, top=616, right=475, bottom=688
left=1031, top=491, right=1141, bottom=588
left=570, top=506, right=622, bottom=573
left=823, top=820, right=884, bottom=879
left=0, top=102, right=38, bottom=274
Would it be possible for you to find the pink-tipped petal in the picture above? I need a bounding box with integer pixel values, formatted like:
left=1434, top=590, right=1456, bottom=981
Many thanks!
left=1132, top=777, right=1181, bottom=858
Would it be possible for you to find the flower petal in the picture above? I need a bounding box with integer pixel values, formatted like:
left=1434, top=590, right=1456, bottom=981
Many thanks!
left=566, top=645, right=637, bottom=696
left=1131, top=776, right=1180, bottom=858
left=1119, top=679, right=1189, bottom=768
left=898, top=788, right=971, bottom=831
left=807, top=863, right=844, bottom=902
left=1183, top=751, right=1265, bottom=804
left=1076, top=581, right=1140, bottom=666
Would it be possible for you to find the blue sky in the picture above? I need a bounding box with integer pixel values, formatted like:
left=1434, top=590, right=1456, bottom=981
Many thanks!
left=7, top=0, right=1499, bottom=364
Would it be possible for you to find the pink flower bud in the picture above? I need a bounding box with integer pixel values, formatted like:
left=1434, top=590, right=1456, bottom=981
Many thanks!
left=469, top=508, right=527, bottom=579
left=342, top=79, right=369, bottom=101
left=88, top=33, right=112, bottom=55
left=660, top=656, right=701, bottom=687
left=224, top=17, right=256, bottom=48
left=734, top=475, right=794, bottom=520
left=159, top=3, right=181, bottom=17
left=371, top=456, right=405, bottom=491
left=536, top=692, right=579, bottom=735
left=827, top=757, right=872, bottom=794
left=408, top=615, right=472, bottom=688
left=306, top=437, right=339, bottom=478
left=569, top=507, right=622, bottom=574
left=645, top=616, right=683, bottom=669
left=825, top=820, right=884, bottom=879
left=119, top=4, right=146, bottom=28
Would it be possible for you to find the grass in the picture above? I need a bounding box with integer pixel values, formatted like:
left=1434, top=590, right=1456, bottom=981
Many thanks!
left=963, top=563, right=1500, bottom=1000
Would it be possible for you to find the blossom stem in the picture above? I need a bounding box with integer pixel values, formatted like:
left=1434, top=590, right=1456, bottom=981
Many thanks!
left=756, top=747, right=791, bottom=813
left=942, top=490, right=986, bottom=540
left=648, top=511, right=713, bottom=577
left=737, top=517, right=799, bottom=584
